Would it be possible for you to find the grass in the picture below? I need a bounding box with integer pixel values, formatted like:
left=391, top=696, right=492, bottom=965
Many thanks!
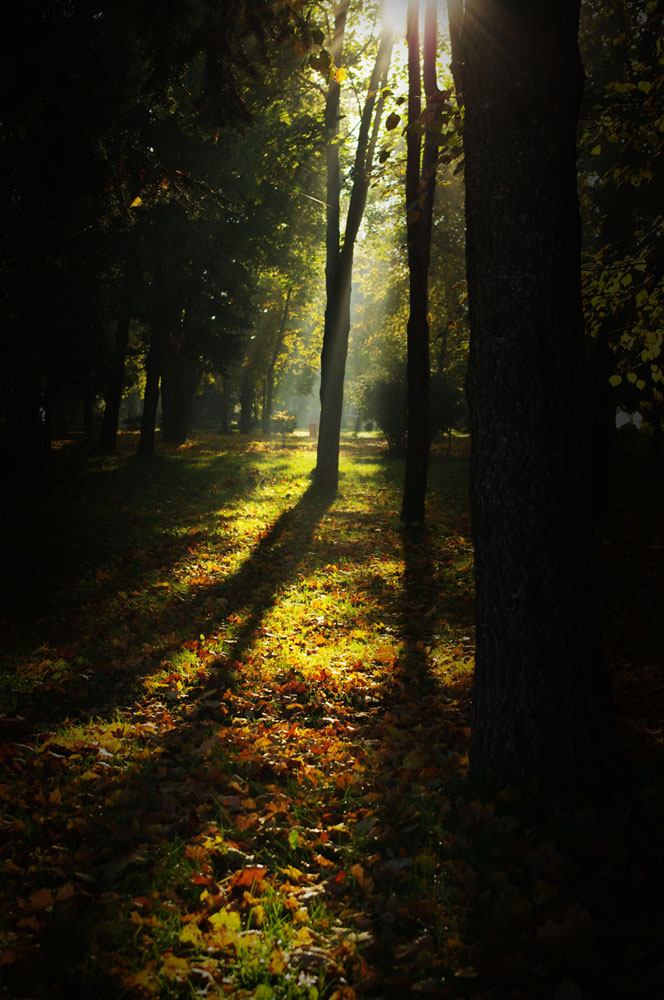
left=0, top=430, right=662, bottom=1000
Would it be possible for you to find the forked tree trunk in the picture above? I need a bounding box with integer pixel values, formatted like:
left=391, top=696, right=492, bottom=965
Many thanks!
left=400, top=0, right=439, bottom=524
left=314, top=10, right=393, bottom=492
left=454, top=0, right=625, bottom=799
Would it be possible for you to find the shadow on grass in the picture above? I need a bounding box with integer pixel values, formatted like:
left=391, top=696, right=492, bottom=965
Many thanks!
left=0, top=444, right=321, bottom=734
left=1, top=482, right=334, bottom=998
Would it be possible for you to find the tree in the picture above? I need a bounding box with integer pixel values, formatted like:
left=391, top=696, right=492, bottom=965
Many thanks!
left=450, top=0, right=625, bottom=799
left=400, top=0, right=442, bottom=524
left=314, top=4, right=394, bottom=492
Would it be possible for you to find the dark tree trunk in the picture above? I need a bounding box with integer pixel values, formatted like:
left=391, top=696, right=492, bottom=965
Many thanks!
left=221, top=375, right=231, bottom=433
left=161, top=356, right=201, bottom=444
left=98, top=254, right=139, bottom=453
left=82, top=384, right=94, bottom=439
left=400, top=0, right=439, bottom=525
left=314, top=13, right=393, bottom=492
left=137, top=327, right=164, bottom=458
left=455, top=0, right=625, bottom=799
left=239, top=369, right=253, bottom=434
left=137, top=263, right=175, bottom=458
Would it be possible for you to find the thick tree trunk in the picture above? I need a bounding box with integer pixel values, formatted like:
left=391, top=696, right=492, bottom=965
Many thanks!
left=314, top=14, right=393, bottom=491
left=456, top=0, right=625, bottom=799
left=161, top=356, right=201, bottom=444
left=401, top=0, right=439, bottom=525
left=98, top=254, right=139, bottom=453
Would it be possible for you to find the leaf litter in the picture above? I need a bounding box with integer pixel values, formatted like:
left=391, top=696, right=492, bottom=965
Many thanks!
left=0, top=433, right=662, bottom=999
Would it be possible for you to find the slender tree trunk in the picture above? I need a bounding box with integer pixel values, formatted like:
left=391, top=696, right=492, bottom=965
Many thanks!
left=314, top=12, right=393, bottom=491
left=221, top=375, right=231, bottom=433
left=137, top=262, right=174, bottom=458
left=239, top=369, right=253, bottom=434
left=263, top=285, right=292, bottom=435
left=98, top=253, right=139, bottom=453
left=401, top=0, right=439, bottom=524
left=454, top=0, right=625, bottom=799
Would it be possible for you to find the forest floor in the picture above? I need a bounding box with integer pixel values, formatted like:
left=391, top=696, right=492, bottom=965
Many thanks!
left=0, top=432, right=663, bottom=1000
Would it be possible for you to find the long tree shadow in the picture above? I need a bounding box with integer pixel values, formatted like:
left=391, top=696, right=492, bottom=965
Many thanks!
left=0, top=449, right=318, bottom=736
left=1, top=483, right=335, bottom=998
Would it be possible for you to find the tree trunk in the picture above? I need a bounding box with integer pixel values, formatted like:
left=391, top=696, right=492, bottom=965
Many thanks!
left=161, top=356, right=201, bottom=444
left=98, top=253, right=139, bottom=453
left=263, top=285, right=292, bottom=435
left=455, top=0, right=625, bottom=799
left=401, top=0, right=439, bottom=525
left=239, top=369, right=253, bottom=434
left=314, top=12, right=393, bottom=491
left=137, top=263, right=174, bottom=458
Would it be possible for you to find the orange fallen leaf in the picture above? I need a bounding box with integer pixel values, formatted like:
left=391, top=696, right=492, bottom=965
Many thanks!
left=25, top=888, right=55, bottom=912
left=268, top=948, right=287, bottom=974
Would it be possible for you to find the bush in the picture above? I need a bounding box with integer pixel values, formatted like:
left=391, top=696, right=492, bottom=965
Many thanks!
left=356, top=370, right=466, bottom=454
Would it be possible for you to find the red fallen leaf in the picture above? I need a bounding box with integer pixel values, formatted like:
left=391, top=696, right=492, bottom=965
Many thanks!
left=232, top=866, right=268, bottom=888
left=190, top=874, right=213, bottom=886
left=0, top=949, right=20, bottom=966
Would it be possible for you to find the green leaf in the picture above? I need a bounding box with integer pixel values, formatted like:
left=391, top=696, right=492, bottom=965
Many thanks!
left=590, top=144, right=602, bottom=155
left=609, top=374, right=622, bottom=387
left=385, top=112, right=401, bottom=130
left=638, top=80, right=653, bottom=94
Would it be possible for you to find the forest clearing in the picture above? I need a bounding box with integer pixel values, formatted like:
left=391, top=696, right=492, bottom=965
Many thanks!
left=0, top=433, right=662, bottom=1000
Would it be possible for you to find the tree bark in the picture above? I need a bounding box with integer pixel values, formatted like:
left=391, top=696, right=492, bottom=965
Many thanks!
left=400, top=0, right=439, bottom=525
left=314, top=11, right=393, bottom=491
left=98, top=253, right=140, bottom=453
left=455, top=0, right=625, bottom=799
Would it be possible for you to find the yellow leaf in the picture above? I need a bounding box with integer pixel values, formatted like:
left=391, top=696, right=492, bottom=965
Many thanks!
left=179, top=923, right=205, bottom=947
left=295, top=924, right=314, bottom=946
left=129, top=196, right=143, bottom=208
left=160, top=952, right=191, bottom=980
left=209, top=908, right=241, bottom=932
left=250, top=903, right=265, bottom=926
left=334, top=67, right=347, bottom=83
left=374, top=643, right=397, bottom=664
left=206, top=926, right=239, bottom=951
